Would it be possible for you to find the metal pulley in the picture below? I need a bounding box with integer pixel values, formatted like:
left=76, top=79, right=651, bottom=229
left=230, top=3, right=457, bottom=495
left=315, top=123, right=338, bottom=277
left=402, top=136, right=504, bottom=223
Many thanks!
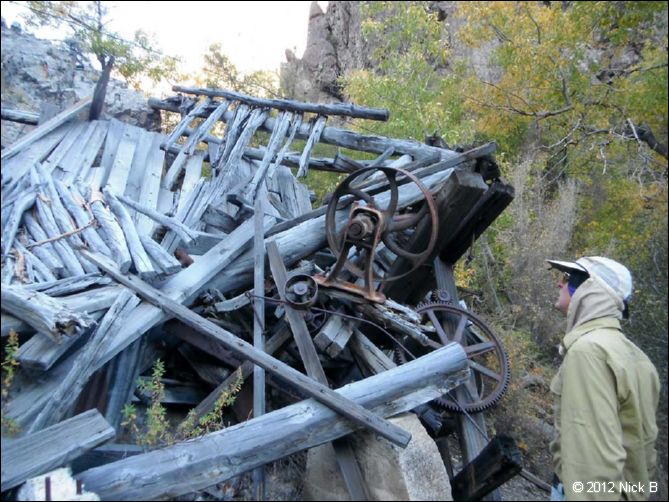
left=284, top=274, right=319, bottom=310
left=315, top=166, right=439, bottom=303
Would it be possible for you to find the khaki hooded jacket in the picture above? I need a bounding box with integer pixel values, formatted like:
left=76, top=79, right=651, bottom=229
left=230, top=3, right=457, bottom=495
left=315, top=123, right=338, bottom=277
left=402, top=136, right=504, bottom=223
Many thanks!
left=550, top=277, right=660, bottom=501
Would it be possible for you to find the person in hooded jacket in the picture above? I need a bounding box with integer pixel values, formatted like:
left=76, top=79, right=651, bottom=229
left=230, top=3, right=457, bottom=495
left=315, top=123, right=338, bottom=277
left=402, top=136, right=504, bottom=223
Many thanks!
left=547, top=257, right=659, bottom=501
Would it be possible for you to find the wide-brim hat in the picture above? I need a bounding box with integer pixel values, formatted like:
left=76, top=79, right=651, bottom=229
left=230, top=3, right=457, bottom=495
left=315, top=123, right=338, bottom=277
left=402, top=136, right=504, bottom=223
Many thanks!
left=547, top=256, right=633, bottom=303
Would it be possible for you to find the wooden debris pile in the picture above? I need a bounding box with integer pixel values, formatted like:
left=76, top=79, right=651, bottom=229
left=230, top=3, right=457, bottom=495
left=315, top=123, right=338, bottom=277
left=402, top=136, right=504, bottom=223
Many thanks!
left=1, top=86, right=517, bottom=501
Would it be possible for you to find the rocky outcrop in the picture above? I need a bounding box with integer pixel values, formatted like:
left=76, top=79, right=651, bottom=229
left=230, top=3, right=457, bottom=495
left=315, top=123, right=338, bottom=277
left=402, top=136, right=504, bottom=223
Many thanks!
left=280, top=1, right=498, bottom=103
left=1, top=20, right=160, bottom=146
left=281, top=2, right=368, bottom=104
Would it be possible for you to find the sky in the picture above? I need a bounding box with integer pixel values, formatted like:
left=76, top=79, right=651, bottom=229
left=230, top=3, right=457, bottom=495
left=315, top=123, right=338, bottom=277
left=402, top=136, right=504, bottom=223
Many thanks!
left=1, top=1, right=326, bottom=75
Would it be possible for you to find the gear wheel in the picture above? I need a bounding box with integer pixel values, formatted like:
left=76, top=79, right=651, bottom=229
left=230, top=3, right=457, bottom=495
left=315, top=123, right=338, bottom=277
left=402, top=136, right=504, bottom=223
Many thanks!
left=396, top=299, right=509, bottom=414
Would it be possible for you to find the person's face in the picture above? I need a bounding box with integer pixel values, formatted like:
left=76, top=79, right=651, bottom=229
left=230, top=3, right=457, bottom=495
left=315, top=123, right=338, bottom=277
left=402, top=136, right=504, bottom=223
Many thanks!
left=555, top=272, right=571, bottom=315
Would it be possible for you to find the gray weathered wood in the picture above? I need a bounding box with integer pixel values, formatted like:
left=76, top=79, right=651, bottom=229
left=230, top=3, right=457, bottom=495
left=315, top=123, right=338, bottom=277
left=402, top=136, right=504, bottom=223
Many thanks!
left=89, top=192, right=132, bottom=273
left=72, top=120, right=109, bottom=183
left=1, top=284, right=94, bottom=343
left=27, top=289, right=140, bottom=433
left=1, top=409, right=114, bottom=492
left=176, top=151, right=205, bottom=215
left=95, top=118, right=124, bottom=189
left=172, top=86, right=390, bottom=121
left=103, top=187, right=156, bottom=279
left=15, top=286, right=123, bottom=371
left=1, top=95, right=92, bottom=162
left=103, top=124, right=138, bottom=193
left=1, top=189, right=36, bottom=259
left=139, top=234, right=181, bottom=275
left=22, top=211, right=69, bottom=276
left=122, top=128, right=153, bottom=207
left=135, top=133, right=165, bottom=235
left=14, top=240, right=57, bottom=282
left=1, top=107, right=39, bottom=125
left=83, top=249, right=411, bottom=448
left=252, top=196, right=267, bottom=499
left=76, top=343, right=469, bottom=501
left=43, top=121, right=87, bottom=173
left=161, top=97, right=211, bottom=152
left=25, top=272, right=112, bottom=296
left=297, top=115, right=327, bottom=177
left=116, top=193, right=198, bottom=246
left=54, top=120, right=97, bottom=183
left=54, top=180, right=112, bottom=258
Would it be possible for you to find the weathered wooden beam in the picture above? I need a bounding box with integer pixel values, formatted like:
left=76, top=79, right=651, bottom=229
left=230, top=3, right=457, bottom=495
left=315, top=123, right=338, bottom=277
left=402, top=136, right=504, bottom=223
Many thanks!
left=451, top=435, right=523, bottom=501
left=171, top=86, right=390, bottom=121
left=89, top=192, right=132, bottom=273
left=139, top=234, right=182, bottom=275
left=103, top=187, right=156, bottom=279
left=1, top=107, right=39, bottom=125
left=1, top=189, right=36, bottom=260
left=150, top=95, right=456, bottom=160
left=76, top=343, right=470, bottom=501
left=1, top=95, right=92, bottom=162
left=27, top=290, right=140, bottom=433
left=83, top=250, right=411, bottom=448
left=116, top=192, right=198, bottom=246
left=1, top=285, right=94, bottom=343
left=433, top=258, right=501, bottom=502
left=1, top=409, right=114, bottom=492
left=297, top=115, right=327, bottom=177
left=252, top=197, right=267, bottom=499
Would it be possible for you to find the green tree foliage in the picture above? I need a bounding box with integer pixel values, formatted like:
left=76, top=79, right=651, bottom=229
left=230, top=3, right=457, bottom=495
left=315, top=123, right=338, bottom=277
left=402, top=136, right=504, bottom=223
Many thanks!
left=457, top=1, right=668, bottom=180
left=344, top=1, right=472, bottom=144
left=18, top=1, right=179, bottom=88
left=196, top=42, right=278, bottom=97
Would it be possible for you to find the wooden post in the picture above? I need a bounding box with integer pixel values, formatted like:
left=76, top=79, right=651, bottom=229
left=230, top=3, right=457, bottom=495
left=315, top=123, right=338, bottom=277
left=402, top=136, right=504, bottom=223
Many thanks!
left=252, top=196, right=266, bottom=501
left=433, top=258, right=501, bottom=502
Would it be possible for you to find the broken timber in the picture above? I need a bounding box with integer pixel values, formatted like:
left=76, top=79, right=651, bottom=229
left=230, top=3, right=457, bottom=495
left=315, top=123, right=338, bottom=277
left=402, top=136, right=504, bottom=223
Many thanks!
left=1, top=409, right=114, bottom=492
left=76, top=343, right=470, bottom=501
left=81, top=250, right=412, bottom=448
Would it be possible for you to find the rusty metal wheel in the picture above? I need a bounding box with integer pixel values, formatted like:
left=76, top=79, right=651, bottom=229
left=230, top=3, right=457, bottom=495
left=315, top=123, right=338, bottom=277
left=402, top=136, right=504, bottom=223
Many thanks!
left=324, top=166, right=439, bottom=283
left=397, top=300, right=510, bottom=413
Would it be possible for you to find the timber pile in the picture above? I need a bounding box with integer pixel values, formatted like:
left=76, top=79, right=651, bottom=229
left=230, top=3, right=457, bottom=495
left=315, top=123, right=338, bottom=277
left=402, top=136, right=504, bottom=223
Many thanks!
left=1, top=86, right=516, bottom=501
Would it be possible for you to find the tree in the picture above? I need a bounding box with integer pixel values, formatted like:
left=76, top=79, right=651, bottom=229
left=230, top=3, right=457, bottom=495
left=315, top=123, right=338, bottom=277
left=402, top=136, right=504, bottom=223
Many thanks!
left=197, top=42, right=278, bottom=97
left=17, top=1, right=179, bottom=100
left=456, top=2, right=668, bottom=180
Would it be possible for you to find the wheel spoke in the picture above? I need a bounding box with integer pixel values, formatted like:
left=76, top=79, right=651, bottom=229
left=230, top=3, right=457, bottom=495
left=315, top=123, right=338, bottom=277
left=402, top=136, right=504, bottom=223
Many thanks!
left=464, top=341, right=496, bottom=357
left=453, top=313, right=467, bottom=344
left=426, top=309, right=449, bottom=345
left=470, top=361, right=502, bottom=382
left=347, top=188, right=375, bottom=206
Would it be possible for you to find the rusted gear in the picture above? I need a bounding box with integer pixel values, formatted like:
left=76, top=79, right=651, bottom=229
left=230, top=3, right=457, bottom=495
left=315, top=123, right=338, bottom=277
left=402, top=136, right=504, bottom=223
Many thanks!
left=397, top=299, right=510, bottom=413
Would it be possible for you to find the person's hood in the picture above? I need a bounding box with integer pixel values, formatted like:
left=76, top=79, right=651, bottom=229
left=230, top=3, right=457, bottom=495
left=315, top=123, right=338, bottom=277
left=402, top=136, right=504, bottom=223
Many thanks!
left=565, top=275, right=623, bottom=333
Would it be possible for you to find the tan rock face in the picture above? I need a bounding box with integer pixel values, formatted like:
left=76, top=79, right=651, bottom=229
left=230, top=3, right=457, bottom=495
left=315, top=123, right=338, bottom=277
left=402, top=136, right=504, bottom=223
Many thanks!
left=302, top=413, right=453, bottom=501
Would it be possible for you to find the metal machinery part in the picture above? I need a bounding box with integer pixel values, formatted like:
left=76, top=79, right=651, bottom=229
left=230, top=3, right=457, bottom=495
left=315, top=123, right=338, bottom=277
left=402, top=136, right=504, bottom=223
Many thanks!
left=284, top=274, right=319, bottom=310
left=397, top=298, right=510, bottom=413
left=315, top=166, right=439, bottom=303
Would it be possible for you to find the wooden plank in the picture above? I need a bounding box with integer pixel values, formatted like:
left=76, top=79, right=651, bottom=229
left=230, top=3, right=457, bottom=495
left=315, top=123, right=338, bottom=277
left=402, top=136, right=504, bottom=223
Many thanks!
left=135, top=132, right=165, bottom=234
left=1, top=95, right=92, bottom=161
left=76, top=343, right=469, bottom=501
left=122, top=128, right=154, bottom=208
left=82, top=250, right=411, bottom=448
left=89, top=193, right=132, bottom=273
left=252, top=196, right=267, bottom=500
left=176, top=151, right=204, bottom=215
left=1, top=189, right=36, bottom=260
left=103, top=124, right=139, bottom=193
left=96, top=118, right=124, bottom=189
left=451, top=435, right=523, bottom=501
left=73, top=120, right=109, bottom=183
left=43, top=121, right=88, bottom=173
left=54, top=119, right=97, bottom=183
left=1, top=107, right=39, bottom=125
left=139, top=235, right=181, bottom=275
left=433, top=258, right=500, bottom=502
left=1, top=409, right=114, bottom=492
left=297, top=115, right=327, bottom=177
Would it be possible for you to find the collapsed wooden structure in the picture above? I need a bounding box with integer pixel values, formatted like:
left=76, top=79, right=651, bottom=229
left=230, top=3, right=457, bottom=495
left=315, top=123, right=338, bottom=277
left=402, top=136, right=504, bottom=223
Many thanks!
left=1, top=86, right=517, bottom=500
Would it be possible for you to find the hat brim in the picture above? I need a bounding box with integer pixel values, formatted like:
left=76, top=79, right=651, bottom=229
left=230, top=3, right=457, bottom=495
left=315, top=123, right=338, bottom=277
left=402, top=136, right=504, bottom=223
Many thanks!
left=546, top=259, right=588, bottom=274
